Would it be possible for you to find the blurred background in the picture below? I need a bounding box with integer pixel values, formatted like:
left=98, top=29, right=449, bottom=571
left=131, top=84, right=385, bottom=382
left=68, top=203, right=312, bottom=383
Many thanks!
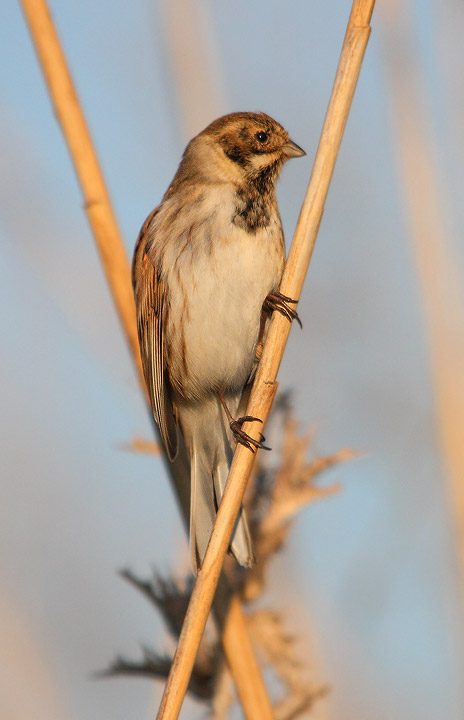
left=1, top=0, right=463, bottom=718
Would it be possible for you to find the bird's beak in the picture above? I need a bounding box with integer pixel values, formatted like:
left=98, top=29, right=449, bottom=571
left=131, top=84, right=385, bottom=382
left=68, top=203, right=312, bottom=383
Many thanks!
left=282, top=139, right=306, bottom=158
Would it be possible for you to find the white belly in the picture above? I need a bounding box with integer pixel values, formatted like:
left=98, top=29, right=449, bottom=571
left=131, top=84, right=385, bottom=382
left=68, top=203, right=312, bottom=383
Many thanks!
left=166, top=220, right=284, bottom=400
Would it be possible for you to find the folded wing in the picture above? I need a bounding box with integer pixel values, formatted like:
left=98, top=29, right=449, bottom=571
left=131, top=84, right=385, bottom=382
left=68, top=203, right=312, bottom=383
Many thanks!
left=132, top=210, right=178, bottom=460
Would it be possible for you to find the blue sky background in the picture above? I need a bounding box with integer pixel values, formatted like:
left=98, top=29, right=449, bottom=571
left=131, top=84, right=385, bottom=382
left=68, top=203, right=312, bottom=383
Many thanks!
left=1, top=1, right=463, bottom=718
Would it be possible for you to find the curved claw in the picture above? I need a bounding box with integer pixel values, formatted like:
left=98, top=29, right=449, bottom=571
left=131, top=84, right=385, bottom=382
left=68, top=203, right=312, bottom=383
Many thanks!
left=217, top=391, right=271, bottom=452
left=230, top=418, right=271, bottom=452
left=275, top=292, right=298, bottom=304
left=264, top=292, right=303, bottom=329
left=234, top=415, right=263, bottom=426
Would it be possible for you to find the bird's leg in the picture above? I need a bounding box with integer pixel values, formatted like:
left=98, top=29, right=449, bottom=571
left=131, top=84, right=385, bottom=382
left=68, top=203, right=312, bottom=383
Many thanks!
left=255, top=308, right=268, bottom=363
left=218, top=391, right=270, bottom=453
left=263, top=291, right=302, bottom=328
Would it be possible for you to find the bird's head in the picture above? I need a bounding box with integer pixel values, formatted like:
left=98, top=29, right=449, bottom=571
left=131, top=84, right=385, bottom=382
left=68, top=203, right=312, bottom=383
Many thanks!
left=177, top=112, right=305, bottom=190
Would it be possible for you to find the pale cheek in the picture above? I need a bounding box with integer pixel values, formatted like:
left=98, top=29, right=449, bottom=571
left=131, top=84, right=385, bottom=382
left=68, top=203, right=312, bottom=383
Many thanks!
left=248, top=151, right=279, bottom=172
left=249, top=155, right=267, bottom=172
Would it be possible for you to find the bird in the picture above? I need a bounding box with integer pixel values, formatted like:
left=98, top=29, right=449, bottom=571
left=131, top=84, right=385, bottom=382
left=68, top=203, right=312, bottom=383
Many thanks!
left=132, top=112, right=305, bottom=572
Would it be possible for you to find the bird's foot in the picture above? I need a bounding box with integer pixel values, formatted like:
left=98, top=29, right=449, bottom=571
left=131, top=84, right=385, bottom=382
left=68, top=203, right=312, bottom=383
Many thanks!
left=264, top=291, right=302, bottom=328
left=229, top=416, right=271, bottom=453
left=218, top=392, right=271, bottom=453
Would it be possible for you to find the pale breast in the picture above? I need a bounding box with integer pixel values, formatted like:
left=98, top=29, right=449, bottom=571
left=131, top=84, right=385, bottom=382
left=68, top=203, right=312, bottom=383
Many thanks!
left=159, top=187, right=285, bottom=400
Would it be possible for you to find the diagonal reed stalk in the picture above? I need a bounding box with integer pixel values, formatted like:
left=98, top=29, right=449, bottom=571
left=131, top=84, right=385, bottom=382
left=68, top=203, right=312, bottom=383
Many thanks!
left=19, top=1, right=274, bottom=717
left=156, top=1, right=376, bottom=718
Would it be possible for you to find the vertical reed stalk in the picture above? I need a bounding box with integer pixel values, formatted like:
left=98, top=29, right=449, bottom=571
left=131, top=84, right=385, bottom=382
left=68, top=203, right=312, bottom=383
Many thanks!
left=380, top=0, right=464, bottom=603
left=159, top=0, right=225, bottom=140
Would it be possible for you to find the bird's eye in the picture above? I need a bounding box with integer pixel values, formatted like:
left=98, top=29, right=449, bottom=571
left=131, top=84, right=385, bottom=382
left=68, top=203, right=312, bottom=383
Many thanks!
left=255, top=131, right=268, bottom=143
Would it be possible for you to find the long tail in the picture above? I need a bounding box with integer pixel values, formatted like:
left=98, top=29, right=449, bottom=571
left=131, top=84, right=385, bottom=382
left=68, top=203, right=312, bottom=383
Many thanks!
left=178, top=394, right=254, bottom=573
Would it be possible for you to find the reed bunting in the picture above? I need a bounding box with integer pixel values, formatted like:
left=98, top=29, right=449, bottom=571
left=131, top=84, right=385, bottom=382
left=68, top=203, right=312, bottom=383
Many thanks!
left=132, top=112, right=305, bottom=570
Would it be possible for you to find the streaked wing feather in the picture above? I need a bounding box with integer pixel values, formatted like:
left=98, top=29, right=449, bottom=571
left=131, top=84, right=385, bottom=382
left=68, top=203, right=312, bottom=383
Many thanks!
left=133, top=212, right=178, bottom=460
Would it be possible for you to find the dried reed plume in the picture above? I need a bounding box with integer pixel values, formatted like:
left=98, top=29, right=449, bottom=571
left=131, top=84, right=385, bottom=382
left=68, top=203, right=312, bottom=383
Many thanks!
left=102, top=398, right=355, bottom=718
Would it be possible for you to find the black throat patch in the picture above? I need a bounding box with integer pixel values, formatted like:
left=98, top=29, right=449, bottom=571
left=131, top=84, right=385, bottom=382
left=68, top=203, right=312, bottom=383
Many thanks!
left=232, top=162, right=279, bottom=233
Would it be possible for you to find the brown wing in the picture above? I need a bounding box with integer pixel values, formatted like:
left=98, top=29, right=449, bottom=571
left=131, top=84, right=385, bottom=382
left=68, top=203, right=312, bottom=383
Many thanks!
left=132, top=209, right=178, bottom=460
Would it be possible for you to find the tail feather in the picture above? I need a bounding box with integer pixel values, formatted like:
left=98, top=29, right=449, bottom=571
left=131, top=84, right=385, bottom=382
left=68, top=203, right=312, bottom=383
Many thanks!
left=189, top=446, right=216, bottom=572
left=213, top=461, right=255, bottom=568
left=181, top=395, right=255, bottom=573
